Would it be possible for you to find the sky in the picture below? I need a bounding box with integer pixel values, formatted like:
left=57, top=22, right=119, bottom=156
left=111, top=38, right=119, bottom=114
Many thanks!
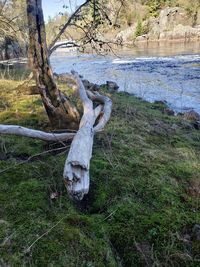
left=42, top=0, right=84, bottom=21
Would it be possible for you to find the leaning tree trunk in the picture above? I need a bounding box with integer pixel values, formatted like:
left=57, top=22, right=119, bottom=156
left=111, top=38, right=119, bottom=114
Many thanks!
left=26, top=0, right=80, bottom=129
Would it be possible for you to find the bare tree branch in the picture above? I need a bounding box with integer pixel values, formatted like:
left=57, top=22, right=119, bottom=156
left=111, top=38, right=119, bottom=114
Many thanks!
left=0, top=125, right=75, bottom=141
left=48, top=0, right=91, bottom=51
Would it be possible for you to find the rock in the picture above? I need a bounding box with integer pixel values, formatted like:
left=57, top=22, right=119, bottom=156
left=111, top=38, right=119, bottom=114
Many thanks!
left=160, top=24, right=200, bottom=40
left=116, top=25, right=136, bottom=43
left=183, top=110, right=200, bottom=130
left=193, top=121, right=200, bottom=130
left=115, top=2, right=148, bottom=43
left=135, top=7, right=200, bottom=42
left=106, top=81, right=119, bottom=92
left=183, top=110, right=200, bottom=121
left=159, top=7, right=193, bottom=31
left=82, top=79, right=100, bottom=91
left=145, top=17, right=160, bottom=40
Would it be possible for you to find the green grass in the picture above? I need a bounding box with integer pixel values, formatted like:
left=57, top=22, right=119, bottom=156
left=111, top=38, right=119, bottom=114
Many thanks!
left=0, top=79, right=200, bottom=266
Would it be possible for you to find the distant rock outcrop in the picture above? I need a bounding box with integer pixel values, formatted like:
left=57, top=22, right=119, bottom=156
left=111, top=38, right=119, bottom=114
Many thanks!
left=144, top=7, right=200, bottom=42
left=116, top=7, right=200, bottom=44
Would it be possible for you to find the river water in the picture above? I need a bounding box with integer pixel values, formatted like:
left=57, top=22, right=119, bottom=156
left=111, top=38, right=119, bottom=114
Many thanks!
left=51, top=42, right=200, bottom=114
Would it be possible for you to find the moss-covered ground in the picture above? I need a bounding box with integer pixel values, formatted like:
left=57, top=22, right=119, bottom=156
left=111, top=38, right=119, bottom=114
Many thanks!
left=0, top=78, right=200, bottom=267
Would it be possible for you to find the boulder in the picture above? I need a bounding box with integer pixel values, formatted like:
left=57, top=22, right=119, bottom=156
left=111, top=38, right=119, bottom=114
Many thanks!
left=106, top=81, right=119, bottom=92
left=183, top=110, right=200, bottom=130
left=136, top=7, right=200, bottom=42
left=183, top=110, right=200, bottom=121
left=159, top=7, right=193, bottom=31
left=160, top=24, right=200, bottom=40
left=82, top=80, right=100, bottom=91
left=116, top=25, right=136, bottom=43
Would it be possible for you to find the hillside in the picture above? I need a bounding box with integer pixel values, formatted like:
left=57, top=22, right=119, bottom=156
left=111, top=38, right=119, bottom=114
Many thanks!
left=45, top=0, right=200, bottom=48
left=114, top=0, right=200, bottom=44
left=0, top=78, right=200, bottom=266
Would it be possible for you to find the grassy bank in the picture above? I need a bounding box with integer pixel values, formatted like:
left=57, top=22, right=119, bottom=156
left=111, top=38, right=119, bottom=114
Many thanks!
left=0, top=79, right=200, bottom=267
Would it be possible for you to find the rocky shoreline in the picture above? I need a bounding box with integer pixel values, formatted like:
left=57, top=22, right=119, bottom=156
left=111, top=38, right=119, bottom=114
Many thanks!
left=56, top=73, right=200, bottom=131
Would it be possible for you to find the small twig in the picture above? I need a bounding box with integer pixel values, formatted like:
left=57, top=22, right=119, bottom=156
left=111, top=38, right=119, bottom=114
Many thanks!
left=102, top=209, right=118, bottom=222
left=24, top=217, right=64, bottom=254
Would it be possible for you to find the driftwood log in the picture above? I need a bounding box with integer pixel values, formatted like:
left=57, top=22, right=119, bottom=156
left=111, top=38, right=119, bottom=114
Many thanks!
left=0, top=71, right=112, bottom=200
left=63, top=71, right=112, bottom=200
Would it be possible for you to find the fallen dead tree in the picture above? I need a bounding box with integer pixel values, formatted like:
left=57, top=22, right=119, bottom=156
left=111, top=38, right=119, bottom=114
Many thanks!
left=0, top=0, right=113, bottom=201
left=63, top=71, right=112, bottom=200
left=0, top=71, right=112, bottom=200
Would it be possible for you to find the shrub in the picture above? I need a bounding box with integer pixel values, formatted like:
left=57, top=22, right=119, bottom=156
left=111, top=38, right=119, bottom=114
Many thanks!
left=135, top=19, right=144, bottom=37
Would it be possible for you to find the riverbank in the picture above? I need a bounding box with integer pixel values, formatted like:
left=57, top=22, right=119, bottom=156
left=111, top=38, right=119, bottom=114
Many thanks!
left=50, top=52, right=200, bottom=115
left=1, top=51, right=200, bottom=115
left=0, top=79, right=200, bottom=266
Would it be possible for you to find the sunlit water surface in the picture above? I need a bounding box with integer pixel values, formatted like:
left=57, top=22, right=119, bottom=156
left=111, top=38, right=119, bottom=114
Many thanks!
left=51, top=43, right=200, bottom=113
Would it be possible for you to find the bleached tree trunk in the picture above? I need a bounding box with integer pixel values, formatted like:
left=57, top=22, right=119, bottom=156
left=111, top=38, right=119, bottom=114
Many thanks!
left=63, top=71, right=112, bottom=200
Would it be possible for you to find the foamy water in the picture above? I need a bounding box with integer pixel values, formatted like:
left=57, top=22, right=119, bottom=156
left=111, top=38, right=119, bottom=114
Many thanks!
left=51, top=52, right=200, bottom=113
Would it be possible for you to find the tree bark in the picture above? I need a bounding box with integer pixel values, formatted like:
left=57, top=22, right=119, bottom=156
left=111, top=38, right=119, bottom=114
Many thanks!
left=26, top=0, right=80, bottom=130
